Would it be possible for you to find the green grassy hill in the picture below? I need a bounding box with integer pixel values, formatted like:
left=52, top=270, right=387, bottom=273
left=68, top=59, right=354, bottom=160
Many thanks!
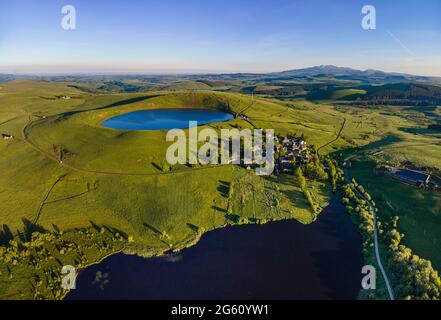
left=0, top=83, right=334, bottom=299
left=1, top=80, right=440, bottom=299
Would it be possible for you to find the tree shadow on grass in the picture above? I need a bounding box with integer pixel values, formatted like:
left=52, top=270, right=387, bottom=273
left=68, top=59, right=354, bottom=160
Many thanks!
left=332, top=134, right=404, bottom=158
left=211, top=205, right=227, bottom=214
left=218, top=180, right=230, bottom=198
left=143, top=223, right=162, bottom=237
left=52, top=224, right=60, bottom=234
left=62, top=95, right=162, bottom=118
left=186, top=223, right=200, bottom=233
left=89, top=220, right=128, bottom=238
left=398, top=126, right=441, bottom=139
left=0, top=224, right=13, bottom=245
left=22, top=218, right=46, bottom=242
left=151, top=162, right=163, bottom=172
left=0, top=220, right=48, bottom=244
left=89, top=220, right=100, bottom=232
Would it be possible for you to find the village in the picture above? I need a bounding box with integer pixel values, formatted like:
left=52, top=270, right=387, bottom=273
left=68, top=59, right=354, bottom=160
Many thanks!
left=241, top=135, right=313, bottom=175
left=275, top=136, right=311, bottom=174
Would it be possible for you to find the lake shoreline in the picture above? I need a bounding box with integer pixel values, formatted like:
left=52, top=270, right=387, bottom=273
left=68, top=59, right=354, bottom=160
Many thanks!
left=67, top=195, right=364, bottom=300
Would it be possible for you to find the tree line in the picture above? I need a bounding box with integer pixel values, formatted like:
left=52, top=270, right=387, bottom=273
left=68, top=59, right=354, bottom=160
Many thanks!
left=341, top=179, right=441, bottom=300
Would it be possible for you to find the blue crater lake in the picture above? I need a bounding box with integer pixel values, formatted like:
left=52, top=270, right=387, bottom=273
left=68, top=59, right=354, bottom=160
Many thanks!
left=101, top=109, right=234, bottom=130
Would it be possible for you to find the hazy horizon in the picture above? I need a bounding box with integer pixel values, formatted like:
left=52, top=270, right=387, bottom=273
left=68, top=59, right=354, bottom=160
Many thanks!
left=2, top=64, right=441, bottom=78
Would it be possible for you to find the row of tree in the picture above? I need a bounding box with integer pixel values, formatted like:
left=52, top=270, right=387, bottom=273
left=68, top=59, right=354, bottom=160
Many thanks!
left=294, top=167, right=317, bottom=214
left=341, top=180, right=441, bottom=300
left=293, top=155, right=344, bottom=215
left=384, top=216, right=441, bottom=299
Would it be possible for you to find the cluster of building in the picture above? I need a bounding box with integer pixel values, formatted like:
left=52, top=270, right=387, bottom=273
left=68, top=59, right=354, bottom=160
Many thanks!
left=276, top=137, right=310, bottom=174
left=225, top=136, right=311, bottom=175
left=380, top=166, right=440, bottom=191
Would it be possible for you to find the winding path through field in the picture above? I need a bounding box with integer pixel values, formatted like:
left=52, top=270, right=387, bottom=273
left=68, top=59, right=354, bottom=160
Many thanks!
left=33, top=174, right=66, bottom=224
left=22, top=117, right=227, bottom=177
left=317, top=118, right=346, bottom=155
left=344, top=166, right=395, bottom=300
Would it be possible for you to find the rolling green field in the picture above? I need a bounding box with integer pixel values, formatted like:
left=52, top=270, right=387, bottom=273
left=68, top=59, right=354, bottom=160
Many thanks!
left=349, top=160, right=441, bottom=271
left=1, top=80, right=440, bottom=299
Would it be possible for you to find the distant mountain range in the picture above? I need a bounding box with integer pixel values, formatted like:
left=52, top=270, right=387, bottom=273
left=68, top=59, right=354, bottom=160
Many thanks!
left=180, top=65, right=441, bottom=85
left=269, top=65, right=441, bottom=84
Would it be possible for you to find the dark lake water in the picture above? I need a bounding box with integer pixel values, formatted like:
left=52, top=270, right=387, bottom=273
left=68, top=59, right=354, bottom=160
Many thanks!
left=68, top=197, right=363, bottom=300
left=101, top=109, right=234, bottom=130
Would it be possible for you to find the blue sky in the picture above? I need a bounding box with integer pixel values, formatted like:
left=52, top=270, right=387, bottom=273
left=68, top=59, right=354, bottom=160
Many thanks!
left=1, top=0, right=440, bottom=75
